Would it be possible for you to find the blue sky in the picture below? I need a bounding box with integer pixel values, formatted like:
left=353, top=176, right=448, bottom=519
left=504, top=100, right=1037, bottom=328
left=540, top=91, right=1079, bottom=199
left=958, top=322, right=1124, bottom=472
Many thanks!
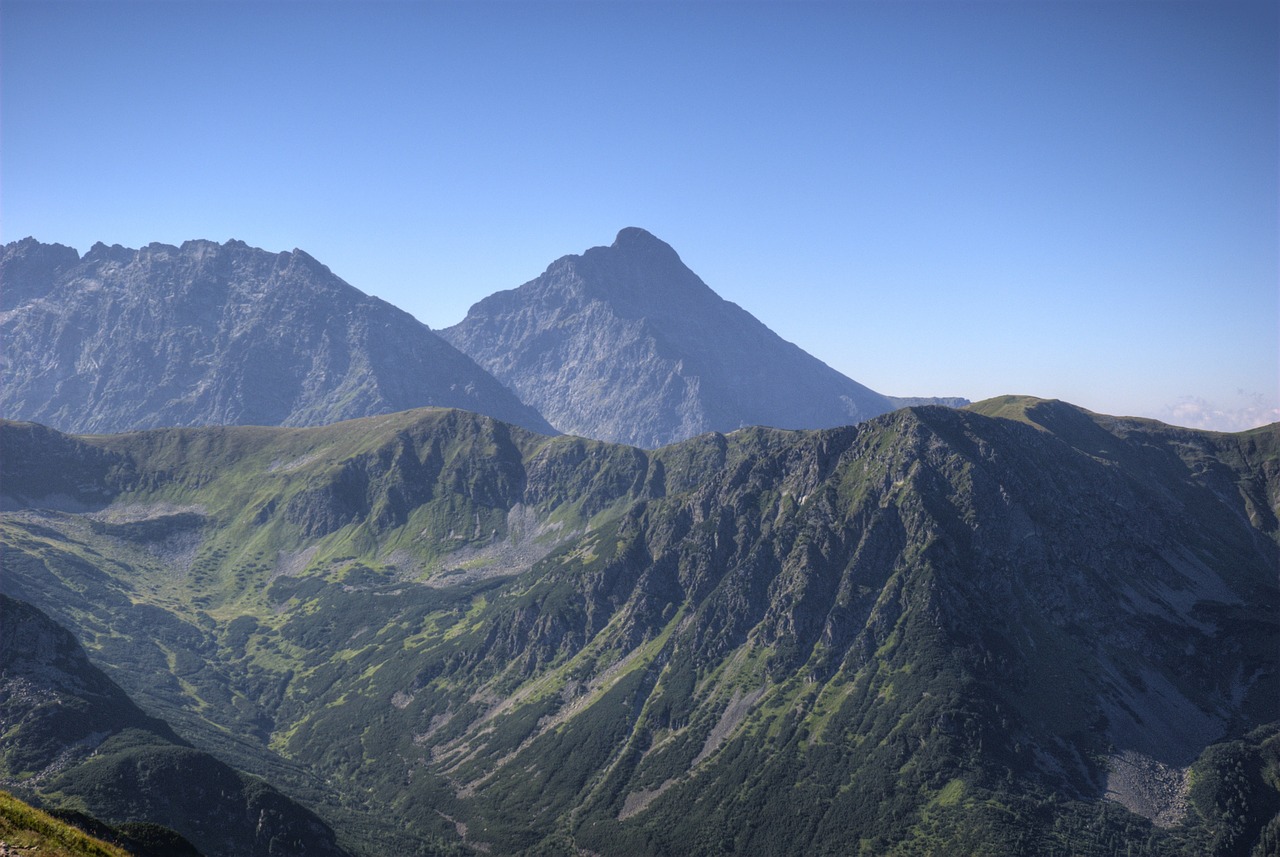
left=4, top=0, right=1276, bottom=430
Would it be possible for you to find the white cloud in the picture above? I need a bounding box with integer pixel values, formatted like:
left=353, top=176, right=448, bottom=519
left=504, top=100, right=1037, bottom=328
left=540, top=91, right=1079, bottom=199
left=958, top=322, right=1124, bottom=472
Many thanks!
left=1159, top=391, right=1280, bottom=432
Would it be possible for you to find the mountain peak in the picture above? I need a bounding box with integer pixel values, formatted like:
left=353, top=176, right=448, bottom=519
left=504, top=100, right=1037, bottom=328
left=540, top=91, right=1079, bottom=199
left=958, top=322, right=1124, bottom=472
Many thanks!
left=608, top=226, right=680, bottom=260
left=83, top=241, right=133, bottom=265
left=0, top=238, right=81, bottom=310
left=443, top=229, right=895, bottom=446
left=612, top=226, right=664, bottom=247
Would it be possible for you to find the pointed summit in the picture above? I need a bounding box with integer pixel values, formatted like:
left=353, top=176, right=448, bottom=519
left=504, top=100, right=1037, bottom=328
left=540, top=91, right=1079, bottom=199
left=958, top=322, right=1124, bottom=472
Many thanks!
left=442, top=229, right=896, bottom=447
left=613, top=225, right=655, bottom=244
left=610, top=226, right=676, bottom=254
left=596, top=228, right=691, bottom=298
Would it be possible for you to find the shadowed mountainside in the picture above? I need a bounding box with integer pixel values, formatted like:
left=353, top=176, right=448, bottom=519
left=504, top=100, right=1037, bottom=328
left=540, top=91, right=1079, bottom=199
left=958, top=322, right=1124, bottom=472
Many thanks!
left=0, top=594, right=349, bottom=857
left=0, top=398, right=1276, bottom=856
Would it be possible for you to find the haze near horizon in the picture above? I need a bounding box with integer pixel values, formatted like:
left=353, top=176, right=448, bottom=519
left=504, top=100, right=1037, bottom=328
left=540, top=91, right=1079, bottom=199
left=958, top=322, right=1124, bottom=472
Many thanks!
left=3, top=0, right=1275, bottom=432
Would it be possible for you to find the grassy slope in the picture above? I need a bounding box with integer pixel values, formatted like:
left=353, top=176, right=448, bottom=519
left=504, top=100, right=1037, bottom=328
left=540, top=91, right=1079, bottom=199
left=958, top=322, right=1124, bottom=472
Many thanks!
left=0, top=790, right=132, bottom=857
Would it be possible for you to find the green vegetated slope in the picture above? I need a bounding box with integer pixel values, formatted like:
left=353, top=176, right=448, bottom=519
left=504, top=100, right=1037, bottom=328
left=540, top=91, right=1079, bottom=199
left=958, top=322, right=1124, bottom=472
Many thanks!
left=0, top=595, right=345, bottom=857
left=1, top=400, right=1277, bottom=856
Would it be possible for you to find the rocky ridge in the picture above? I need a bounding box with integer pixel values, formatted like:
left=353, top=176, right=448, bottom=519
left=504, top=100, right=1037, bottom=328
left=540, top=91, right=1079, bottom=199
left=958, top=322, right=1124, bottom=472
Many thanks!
left=0, top=237, right=553, bottom=436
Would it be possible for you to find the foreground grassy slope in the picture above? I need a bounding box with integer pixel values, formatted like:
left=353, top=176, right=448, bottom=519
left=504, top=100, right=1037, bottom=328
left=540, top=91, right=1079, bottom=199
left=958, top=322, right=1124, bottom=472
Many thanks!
left=1, top=401, right=1277, bottom=856
left=0, top=789, right=205, bottom=857
left=0, top=790, right=132, bottom=857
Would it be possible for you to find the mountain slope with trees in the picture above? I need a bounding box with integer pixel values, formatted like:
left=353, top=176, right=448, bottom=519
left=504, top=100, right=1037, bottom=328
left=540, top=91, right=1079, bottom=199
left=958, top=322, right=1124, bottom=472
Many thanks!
left=0, top=399, right=1275, bottom=855
left=0, top=594, right=349, bottom=857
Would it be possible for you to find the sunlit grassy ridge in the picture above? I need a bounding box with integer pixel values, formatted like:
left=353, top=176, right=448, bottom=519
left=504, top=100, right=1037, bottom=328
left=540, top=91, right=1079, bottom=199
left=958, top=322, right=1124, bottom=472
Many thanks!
left=0, top=791, right=132, bottom=857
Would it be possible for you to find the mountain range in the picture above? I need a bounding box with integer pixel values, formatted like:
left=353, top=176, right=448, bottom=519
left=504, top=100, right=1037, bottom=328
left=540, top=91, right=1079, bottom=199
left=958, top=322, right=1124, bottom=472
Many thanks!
left=1, top=230, right=963, bottom=447
left=1, top=398, right=1276, bottom=856
left=0, top=236, right=552, bottom=436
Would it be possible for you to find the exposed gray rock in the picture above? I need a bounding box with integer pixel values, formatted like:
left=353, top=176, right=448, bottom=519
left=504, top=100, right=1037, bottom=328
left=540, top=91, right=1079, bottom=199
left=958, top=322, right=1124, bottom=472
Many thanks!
left=444, top=228, right=951, bottom=447
left=0, top=237, right=80, bottom=311
left=0, top=238, right=555, bottom=435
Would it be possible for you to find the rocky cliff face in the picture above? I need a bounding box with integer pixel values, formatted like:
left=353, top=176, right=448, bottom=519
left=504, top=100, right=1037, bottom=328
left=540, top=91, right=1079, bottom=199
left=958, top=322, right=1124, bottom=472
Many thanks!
left=1, top=400, right=1275, bottom=856
left=442, top=228, right=914, bottom=447
left=0, top=237, right=554, bottom=436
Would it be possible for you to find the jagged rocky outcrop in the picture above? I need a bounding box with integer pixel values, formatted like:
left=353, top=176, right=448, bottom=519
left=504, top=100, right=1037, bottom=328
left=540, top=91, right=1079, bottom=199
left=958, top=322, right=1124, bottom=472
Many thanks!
left=0, top=594, right=349, bottom=857
left=0, top=237, right=554, bottom=435
left=1, top=400, right=1275, bottom=855
left=443, top=228, right=957, bottom=447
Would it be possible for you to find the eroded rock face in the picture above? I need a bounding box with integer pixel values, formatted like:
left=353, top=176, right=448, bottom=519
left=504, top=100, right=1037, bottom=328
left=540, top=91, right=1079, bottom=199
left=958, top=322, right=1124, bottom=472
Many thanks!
left=442, top=228, right=901, bottom=447
left=0, top=238, right=554, bottom=436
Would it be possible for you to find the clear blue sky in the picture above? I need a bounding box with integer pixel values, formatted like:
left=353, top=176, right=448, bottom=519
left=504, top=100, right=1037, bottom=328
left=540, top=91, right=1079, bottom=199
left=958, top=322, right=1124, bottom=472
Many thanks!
left=4, top=0, right=1276, bottom=431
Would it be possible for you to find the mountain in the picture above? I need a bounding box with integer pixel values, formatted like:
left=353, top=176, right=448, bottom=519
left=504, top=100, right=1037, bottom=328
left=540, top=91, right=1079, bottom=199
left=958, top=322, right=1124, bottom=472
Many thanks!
left=0, top=400, right=1276, bottom=856
left=0, top=594, right=349, bottom=857
left=443, top=228, right=953, bottom=447
left=0, top=237, right=554, bottom=436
